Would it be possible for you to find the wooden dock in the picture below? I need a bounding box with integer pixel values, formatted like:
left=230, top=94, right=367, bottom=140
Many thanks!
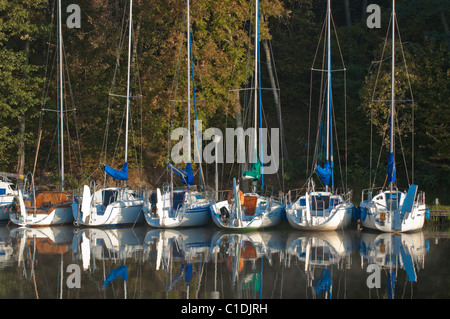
left=428, top=210, right=449, bottom=226
left=429, top=210, right=450, bottom=217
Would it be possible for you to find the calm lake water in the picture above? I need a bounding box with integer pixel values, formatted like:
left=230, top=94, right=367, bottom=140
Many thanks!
left=0, top=221, right=448, bottom=299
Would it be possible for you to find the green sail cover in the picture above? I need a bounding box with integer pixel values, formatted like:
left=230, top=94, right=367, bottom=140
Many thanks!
left=242, top=156, right=261, bottom=182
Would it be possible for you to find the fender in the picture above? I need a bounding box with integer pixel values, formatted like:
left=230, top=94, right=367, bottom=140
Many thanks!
left=17, top=190, right=28, bottom=220
left=227, top=189, right=244, bottom=208
left=156, top=188, right=162, bottom=212
left=81, top=185, right=92, bottom=223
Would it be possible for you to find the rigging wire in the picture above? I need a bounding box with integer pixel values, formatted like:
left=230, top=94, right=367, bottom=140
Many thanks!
left=307, top=4, right=348, bottom=194
left=369, top=15, right=392, bottom=190
left=102, top=0, right=129, bottom=176
left=35, top=0, right=83, bottom=188
left=62, top=33, right=83, bottom=176
left=189, top=26, right=206, bottom=189
left=368, top=11, right=415, bottom=190
left=394, top=15, right=416, bottom=185
left=307, top=14, right=326, bottom=175
left=102, top=1, right=144, bottom=187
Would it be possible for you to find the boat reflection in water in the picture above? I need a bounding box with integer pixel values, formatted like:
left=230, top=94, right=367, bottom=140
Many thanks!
left=359, top=230, right=429, bottom=299
left=9, top=226, right=74, bottom=298
left=208, top=229, right=286, bottom=299
left=0, top=222, right=436, bottom=299
left=0, top=226, right=14, bottom=267
left=71, top=225, right=147, bottom=298
left=143, top=227, right=213, bottom=299
left=285, top=231, right=354, bottom=299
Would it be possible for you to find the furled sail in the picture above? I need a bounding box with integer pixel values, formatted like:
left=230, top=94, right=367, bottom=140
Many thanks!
left=315, top=161, right=332, bottom=186
left=242, top=156, right=261, bottom=182
left=387, top=152, right=396, bottom=183
left=168, top=162, right=193, bottom=185
left=104, top=162, right=128, bottom=180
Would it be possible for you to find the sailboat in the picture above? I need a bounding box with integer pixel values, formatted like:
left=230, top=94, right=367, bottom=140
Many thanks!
left=10, top=0, right=74, bottom=227
left=358, top=0, right=428, bottom=232
left=0, top=172, right=24, bottom=221
left=210, top=0, right=284, bottom=230
left=143, top=0, right=210, bottom=229
left=72, top=0, right=144, bottom=226
left=285, top=0, right=354, bottom=231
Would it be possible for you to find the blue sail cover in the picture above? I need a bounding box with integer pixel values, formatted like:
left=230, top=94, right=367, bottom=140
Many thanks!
left=387, top=152, right=396, bottom=183
left=315, top=161, right=332, bottom=186
left=104, top=162, right=128, bottom=180
left=169, top=162, right=194, bottom=185
left=104, top=266, right=127, bottom=289
left=315, top=269, right=332, bottom=299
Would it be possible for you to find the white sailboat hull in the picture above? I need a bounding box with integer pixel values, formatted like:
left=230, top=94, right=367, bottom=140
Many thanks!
left=143, top=189, right=210, bottom=228
left=286, top=192, right=354, bottom=231
left=144, top=205, right=209, bottom=228
left=0, top=195, right=15, bottom=221
left=0, top=181, right=19, bottom=221
left=73, top=187, right=144, bottom=226
left=10, top=190, right=74, bottom=227
left=359, top=199, right=426, bottom=233
left=10, top=205, right=73, bottom=227
left=73, top=200, right=144, bottom=226
left=210, top=194, right=284, bottom=230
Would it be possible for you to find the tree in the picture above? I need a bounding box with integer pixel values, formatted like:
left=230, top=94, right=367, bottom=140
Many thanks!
left=0, top=0, right=48, bottom=174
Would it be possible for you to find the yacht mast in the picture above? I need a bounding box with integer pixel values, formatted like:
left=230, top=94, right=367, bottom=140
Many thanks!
left=58, top=0, right=64, bottom=191
left=187, top=0, right=191, bottom=164
left=254, top=0, right=259, bottom=160
left=390, top=0, right=396, bottom=189
left=326, top=0, right=332, bottom=192
left=124, top=0, right=132, bottom=187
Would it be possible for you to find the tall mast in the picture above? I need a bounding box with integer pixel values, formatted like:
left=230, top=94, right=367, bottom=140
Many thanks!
left=390, top=0, right=396, bottom=188
left=58, top=0, right=64, bottom=191
left=125, top=0, right=132, bottom=164
left=325, top=0, right=332, bottom=192
left=187, top=0, right=191, bottom=164
left=124, top=0, right=132, bottom=187
left=253, top=0, right=259, bottom=159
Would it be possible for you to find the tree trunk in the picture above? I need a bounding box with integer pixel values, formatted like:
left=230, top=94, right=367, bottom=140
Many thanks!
left=261, top=39, right=288, bottom=160
left=344, top=0, right=352, bottom=27
left=17, top=39, right=29, bottom=176
left=235, top=90, right=249, bottom=192
left=17, top=117, right=26, bottom=176
left=440, top=11, right=450, bottom=51
left=361, top=0, right=368, bottom=21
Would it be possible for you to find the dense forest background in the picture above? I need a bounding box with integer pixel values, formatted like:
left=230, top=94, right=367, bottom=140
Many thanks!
left=0, top=0, right=448, bottom=204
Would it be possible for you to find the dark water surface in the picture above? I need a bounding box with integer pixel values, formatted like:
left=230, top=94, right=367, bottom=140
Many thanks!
left=0, top=221, right=448, bottom=299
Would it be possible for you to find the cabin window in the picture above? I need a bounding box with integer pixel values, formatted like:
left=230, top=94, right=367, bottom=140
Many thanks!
left=385, top=192, right=402, bottom=211
left=102, top=190, right=118, bottom=206
left=330, top=198, right=340, bottom=207
left=311, top=195, right=330, bottom=211
left=171, top=191, right=186, bottom=211
left=0, top=189, right=5, bottom=195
